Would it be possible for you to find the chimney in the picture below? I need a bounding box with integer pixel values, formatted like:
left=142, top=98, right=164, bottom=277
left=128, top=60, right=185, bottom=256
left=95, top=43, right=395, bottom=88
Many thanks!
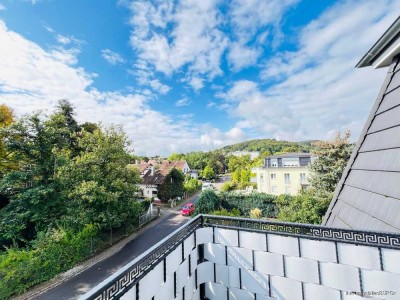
left=151, top=165, right=155, bottom=176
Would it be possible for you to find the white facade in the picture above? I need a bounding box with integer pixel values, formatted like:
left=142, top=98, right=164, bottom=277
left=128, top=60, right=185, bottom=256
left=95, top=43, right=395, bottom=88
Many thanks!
left=138, top=183, right=158, bottom=198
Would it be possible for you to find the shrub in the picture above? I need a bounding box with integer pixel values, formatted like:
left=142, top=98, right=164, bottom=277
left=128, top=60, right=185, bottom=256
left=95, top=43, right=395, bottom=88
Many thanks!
left=250, top=208, right=262, bottom=219
left=194, top=189, right=220, bottom=215
left=275, top=192, right=330, bottom=224
left=219, top=192, right=277, bottom=218
left=184, top=178, right=202, bottom=195
left=220, top=181, right=237, bottom=192
left=212, top=208, right=241, bottom=217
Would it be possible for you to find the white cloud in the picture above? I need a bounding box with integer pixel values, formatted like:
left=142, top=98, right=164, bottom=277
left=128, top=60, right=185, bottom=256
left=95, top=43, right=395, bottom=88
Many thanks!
left=0, top=3, right=6, bottom=10
left=0, top=20, right=237, bottom=156
left=56, top=34, right=72, bottom=45
left=175, top=97, right=191, bottom=107
left=188, top=77, right=204, bottom=91
left=227, top=42, right=260, bottom=71
left=148, top=79, right=170, bottom=95
left=220, top=0, right=400, bottom=142
left=101, top=49, right=126, bottom=65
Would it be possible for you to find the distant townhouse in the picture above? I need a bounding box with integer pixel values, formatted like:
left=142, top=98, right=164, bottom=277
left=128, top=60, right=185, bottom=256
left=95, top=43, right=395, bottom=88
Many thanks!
left=229, top=151, right=260, bottom=160
left=253, top=153, right=313, bottom=195
left=130, top=160, right=192, bottom=198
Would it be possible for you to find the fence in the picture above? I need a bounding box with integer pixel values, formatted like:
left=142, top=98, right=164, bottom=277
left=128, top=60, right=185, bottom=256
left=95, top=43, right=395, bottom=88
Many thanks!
left=138, top=204, right=159, bottom=227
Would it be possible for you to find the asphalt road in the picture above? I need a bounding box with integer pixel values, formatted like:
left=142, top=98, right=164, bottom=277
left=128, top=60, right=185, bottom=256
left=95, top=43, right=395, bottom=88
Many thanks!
left=34, top=194, right=200, bottom=300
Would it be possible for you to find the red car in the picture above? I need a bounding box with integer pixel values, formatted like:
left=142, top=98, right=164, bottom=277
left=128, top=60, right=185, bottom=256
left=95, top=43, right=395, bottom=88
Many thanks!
left=182, top=203, right=195, bottom=216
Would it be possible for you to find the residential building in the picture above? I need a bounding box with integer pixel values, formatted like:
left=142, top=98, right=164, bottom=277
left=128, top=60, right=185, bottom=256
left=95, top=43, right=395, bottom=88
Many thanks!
left=83, top=18, right=400, bottom=300
left=229, top=150, right=260, bottom=160
left=130, top=160, right=192, bottom=198
left=253, top=152, right=312, bottom=195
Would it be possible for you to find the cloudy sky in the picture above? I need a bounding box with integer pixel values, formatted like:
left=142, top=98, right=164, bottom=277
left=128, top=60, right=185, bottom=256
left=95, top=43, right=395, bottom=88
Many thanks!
left=0, top=0, right=399, bottom=156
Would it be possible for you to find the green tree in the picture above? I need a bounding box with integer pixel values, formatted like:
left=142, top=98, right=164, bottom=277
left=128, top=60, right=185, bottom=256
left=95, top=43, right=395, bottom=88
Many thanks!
left=168, top=152, right=185, bottom=161
left=184, top=178, right=201, bottom=195
left=194, top=189, right=220, bottom=215
left=275, top=192, right=330, bottom=224
left=202, top=165, right=215, bottom=180
left=240, top=168, right=251, bottom=186
left=232, top=168, right=241, bottom=183
left=0, top=104, right=16, bottom=177
left=158, top=168, right=185, bottom=202
left=0, top=101, right=80, bottom=245
left=309, top=131, right=353, bottom=198
left=185, top=151, right=209, bottom=170
left=57, top=126, right=141, bottom=230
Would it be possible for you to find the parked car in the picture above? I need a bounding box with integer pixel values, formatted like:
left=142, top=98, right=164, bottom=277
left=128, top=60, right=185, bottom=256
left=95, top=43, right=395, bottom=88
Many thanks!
left=181, top=203, right=195, bottom=216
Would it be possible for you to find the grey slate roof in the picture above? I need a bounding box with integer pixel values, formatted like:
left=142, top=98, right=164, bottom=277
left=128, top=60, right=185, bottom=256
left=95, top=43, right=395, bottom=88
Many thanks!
left=266, top=152, right=312, bottom=159
left=323, top=56, right=400, bottom=233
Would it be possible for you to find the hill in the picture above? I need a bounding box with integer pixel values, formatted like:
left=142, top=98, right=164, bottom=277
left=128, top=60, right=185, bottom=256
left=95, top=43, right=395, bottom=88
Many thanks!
left=216, top=139, right=318, bottom=155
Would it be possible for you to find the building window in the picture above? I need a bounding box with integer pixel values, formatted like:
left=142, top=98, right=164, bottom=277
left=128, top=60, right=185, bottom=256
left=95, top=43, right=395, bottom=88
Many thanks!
left=271, top=173, right=276, bottom=180
left=271, top=158, right=278, bottom=167
left=282, top=158, right=300, bottom=167
left=271, top=186, right=278, bottom=193
left=300, top=173, right=306, bottom=182
left=284, top=173, right=290, bottom=184
left=285, top=186, right=291, bottom=194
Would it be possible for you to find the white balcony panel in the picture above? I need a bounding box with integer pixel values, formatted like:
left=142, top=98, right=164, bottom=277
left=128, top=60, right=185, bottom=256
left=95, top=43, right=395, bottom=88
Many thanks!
left=270, top=276, right=302, bottom=300
left=215, top=228, right=238, bottom=247
left=204, top=282, right=227, bottom=300
left=176, top=259, right=189, bottom=290
left=229, top=287, right=255, bottom=300
left=268, top=234, right=299, bottom=257
left=184, top=275, right=196, bottom=300
left=196, top=262, right=214, bottom=284
left=285, top=256, right=319, bottom=284
left=215, top=264, right=229, bottom=286
left=120, top=285, right=136, bottom=300
left=337, top=243, right=380, bottom=270
left=254, top=294, right=276, bottom=300
left=241, top=269, right=269, bottom=295
left=239, top=231, right=267, bottom=251
left=155, top=276, right=174, bottom=300
left=303, top=283, right=340, bottom=300
left=174, top=291, right=183, bottom=300
left=382, top=248, right=400, bottom=274
left=139, top=262, right=164, bottom=299
left=204, top=243, right=226, bottom=265
left=320, top=262, right=361, bottom=292
left=166, top=245, right=183, bottom=277
left=229, top=266, right=241, bottom=288
left=190, top=248, right=198, bottom=269
left=195, top=228, right=213, bottom=245
left=184, top=233, right=195, bottom=258
left=191, top=288, right=200, bottom=300
left=227, top=246, right=253, bottom=270
left=300, top=239, right=337, bottom=263
left=362, top=270, right=400, bottom=300
left=254, top=251, right=284, bottom=276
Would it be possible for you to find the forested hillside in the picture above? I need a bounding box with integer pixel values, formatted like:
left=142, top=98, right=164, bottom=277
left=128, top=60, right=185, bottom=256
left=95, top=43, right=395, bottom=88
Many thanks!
left=217, top=138, right=318, bottom=154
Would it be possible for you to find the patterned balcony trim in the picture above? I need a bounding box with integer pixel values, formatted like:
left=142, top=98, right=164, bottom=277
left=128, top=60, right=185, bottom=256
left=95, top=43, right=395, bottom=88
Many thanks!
left=83, top=216, right=202, bottom=300
left=202, top=215, right=400, bottom=250
left=82, top=215, right=400, bottom=300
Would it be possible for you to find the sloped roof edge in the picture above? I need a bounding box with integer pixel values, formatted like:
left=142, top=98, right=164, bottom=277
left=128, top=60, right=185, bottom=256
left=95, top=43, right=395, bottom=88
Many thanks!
left=356, top=16, right=400, bottom=68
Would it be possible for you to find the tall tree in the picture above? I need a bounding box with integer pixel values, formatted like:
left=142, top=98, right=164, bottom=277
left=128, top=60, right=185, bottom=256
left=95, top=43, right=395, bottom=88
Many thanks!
left=158, top=168, right=185, bottom=202
left=57, top=126, right=141, bottom=230
left=0, top=104, right=16, bottom=177
left=309, top=131, right=354, bottom=196
left=202, top=165, right=215, bottom=180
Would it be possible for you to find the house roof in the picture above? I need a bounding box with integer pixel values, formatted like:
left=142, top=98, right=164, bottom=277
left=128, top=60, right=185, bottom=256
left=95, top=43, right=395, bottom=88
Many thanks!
left=266, top=152, right=312, bottom=159
left=356, top=16, right=400, bottom=68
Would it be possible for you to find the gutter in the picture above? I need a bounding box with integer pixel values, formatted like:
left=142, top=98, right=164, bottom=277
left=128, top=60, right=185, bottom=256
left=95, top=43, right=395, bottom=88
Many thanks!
left=356, top=16, right=400, bottom=68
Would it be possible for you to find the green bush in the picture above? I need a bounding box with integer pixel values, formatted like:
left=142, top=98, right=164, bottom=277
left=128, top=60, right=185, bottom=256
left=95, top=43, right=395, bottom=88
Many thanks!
left=275, top=192, right=330, bottom=224
left=220, top=181, right=237, bottom=192
left=212, top=208, right=241, bottom=217
left=194, top=189, right=220, bottom=215
left=219, top=192, right=277, bottom=218
left=184, top=178, right=202, bottom=195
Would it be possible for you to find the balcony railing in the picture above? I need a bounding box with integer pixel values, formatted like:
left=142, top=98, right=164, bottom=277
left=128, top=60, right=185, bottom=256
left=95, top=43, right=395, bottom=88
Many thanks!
left=81, top=215, right=400, bottom=300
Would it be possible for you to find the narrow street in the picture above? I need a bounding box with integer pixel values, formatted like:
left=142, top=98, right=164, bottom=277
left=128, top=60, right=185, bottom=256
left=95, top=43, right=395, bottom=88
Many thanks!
left=32, top=193, right=201, bottom=300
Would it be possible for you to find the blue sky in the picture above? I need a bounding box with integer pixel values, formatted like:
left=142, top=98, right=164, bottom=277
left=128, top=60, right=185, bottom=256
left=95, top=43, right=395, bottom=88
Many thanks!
left=0, top=0, right=399, bottom=156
